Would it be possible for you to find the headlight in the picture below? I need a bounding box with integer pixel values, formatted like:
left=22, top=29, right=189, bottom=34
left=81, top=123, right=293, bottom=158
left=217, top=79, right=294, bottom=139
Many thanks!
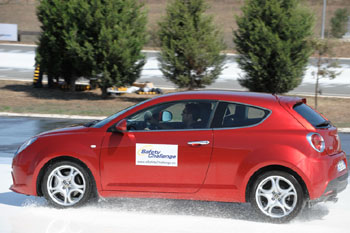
left=15, top=137, right=37, bottom=155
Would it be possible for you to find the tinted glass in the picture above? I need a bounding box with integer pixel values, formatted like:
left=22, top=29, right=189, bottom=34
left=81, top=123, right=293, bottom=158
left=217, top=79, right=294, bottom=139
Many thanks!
left=126, top=100, right=216, bottom=131
left=293, top=103, right=327, bottom=127
left=212, top=102, right=270, bottom=128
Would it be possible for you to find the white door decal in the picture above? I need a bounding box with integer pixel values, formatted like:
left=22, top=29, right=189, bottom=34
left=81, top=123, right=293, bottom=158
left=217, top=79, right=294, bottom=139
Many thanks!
left=136, top=143, right=178, bottom=167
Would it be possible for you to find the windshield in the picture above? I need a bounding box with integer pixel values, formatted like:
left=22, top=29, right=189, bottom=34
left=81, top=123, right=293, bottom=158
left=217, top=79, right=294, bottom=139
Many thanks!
left=92, top=98, right=153, bottom=128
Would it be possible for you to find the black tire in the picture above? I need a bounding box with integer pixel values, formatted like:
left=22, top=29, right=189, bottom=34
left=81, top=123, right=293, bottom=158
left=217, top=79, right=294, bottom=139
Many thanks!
left=249, top=170, right=305, bottom=223
left=41, top=160, right=95, bottom=208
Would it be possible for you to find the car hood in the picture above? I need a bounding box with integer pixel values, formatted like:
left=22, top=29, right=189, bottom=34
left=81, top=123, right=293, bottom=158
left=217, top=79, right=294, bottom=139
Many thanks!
left=38, top=125, right=89, bottom=137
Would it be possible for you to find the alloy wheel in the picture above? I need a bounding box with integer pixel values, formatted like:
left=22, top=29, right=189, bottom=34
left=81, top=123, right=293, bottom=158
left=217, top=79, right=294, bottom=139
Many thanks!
left=46, top=165, right=86, bottom=206
left=255, top=175, right=298, bottom=218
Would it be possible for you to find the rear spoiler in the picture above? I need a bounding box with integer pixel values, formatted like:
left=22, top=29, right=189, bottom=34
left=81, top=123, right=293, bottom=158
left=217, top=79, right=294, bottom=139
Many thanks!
left=276, top=95, right=306, bottom=109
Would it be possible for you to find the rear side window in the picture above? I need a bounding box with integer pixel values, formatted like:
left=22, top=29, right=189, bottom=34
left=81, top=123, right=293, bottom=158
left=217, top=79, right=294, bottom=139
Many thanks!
left=293, top=103, right=327, bottom=127
left=211, top=102, right=270, bottom=128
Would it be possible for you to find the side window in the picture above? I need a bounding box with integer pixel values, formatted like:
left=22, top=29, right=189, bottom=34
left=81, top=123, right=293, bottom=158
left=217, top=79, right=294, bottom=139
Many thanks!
left=212, top=102, right=270, bottom=128
left=247, top=107, right=267, bottom=119
left=126, top=100, right=216, bottom=131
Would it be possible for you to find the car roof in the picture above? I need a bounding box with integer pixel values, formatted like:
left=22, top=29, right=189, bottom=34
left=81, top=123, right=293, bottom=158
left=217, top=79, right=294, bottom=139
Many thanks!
left=152, top=90, right=281, bottom=108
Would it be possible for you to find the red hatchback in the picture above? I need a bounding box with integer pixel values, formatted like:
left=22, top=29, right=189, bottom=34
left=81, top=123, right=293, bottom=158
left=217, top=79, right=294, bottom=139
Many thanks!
left=11, top=91, right=348, bottom=222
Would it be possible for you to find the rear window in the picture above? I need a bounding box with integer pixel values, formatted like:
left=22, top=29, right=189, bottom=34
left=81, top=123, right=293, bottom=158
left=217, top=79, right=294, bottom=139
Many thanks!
left=293, top=103, right=326, bottom=127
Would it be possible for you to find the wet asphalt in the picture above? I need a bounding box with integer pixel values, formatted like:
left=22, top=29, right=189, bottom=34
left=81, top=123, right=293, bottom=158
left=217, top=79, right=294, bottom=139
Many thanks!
left=0, top=117, right=90, bottom=158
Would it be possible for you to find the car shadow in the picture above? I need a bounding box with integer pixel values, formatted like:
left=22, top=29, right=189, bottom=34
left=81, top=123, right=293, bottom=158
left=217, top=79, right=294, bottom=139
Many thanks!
left=91, top=197, right=330, bottom=223
left=97, top=197, right=258, bottom=221
left=0, top=191, right=330, bottom=223
left=0, top=192, right=46, bottom=207
left=297, top=204, right=330, bottom=222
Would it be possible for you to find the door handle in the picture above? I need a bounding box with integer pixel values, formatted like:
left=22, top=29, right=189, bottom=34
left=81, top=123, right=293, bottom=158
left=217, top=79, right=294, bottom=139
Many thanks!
left=187, top=141, right=210, bottom=146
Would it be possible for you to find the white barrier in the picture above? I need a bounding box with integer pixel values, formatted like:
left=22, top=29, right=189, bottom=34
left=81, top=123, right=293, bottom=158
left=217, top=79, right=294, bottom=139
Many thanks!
left=0, top=23, right=18, bottom=41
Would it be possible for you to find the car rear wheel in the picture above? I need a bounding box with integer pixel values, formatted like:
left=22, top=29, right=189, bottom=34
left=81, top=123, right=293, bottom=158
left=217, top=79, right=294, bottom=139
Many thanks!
left=250, top=171, right=305, bottom=223
left=42, top=161, right=94, bottom=208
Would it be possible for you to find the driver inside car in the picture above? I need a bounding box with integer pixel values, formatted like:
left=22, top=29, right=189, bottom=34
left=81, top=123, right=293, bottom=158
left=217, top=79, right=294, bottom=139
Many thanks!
left=181, top=103, right=203, bottom=129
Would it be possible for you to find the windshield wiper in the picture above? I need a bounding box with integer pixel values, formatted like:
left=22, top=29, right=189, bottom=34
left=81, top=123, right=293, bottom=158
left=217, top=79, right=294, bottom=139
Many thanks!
left=316, top=120, right=331, bottom=128
left=84, top=120, right=100, bottom=127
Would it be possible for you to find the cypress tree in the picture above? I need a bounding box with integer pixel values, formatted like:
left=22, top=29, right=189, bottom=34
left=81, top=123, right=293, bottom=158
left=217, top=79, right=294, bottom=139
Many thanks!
left=92, top=0, right=148, bottom=97
left=36, top=0, right=147, bottom=96
left=158, top=0, right=226, bottom=90
left=330, top=8, right=349, bottom=38
left=234, top=0, right=314, bottom=94
left=36, top=0, right=71, bottom=88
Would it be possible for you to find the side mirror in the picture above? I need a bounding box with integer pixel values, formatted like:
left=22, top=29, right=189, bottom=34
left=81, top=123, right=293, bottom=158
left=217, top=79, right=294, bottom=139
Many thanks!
left=109, top=119, right=127, bottom=133
left=161, top=111, right=172, bottom=122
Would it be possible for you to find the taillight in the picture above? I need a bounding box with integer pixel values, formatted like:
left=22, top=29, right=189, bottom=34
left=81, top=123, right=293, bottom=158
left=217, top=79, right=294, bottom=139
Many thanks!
left=307, top=133, right=325, bottom=153
left=335, top=134, right=341, bottom=152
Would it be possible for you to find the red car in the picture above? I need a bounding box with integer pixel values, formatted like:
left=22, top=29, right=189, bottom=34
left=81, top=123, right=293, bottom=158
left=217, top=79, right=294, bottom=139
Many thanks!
left=11, top=91, right=348, bottom=222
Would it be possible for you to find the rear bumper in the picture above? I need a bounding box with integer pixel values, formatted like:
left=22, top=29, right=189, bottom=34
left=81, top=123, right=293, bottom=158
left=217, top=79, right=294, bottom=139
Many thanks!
left=325, top=172, right=348, bottom=195
left=309, top=171, right=348, bottom=204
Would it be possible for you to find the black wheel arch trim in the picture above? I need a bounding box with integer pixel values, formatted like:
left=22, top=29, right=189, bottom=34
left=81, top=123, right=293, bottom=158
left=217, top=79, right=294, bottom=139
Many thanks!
left=245, top=165, right=309, bottom=203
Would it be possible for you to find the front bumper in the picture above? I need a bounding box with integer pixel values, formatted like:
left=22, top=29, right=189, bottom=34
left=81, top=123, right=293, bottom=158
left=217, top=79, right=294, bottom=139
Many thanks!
left=10, top=166, right=35, bottom=196
left=10, top=152, right=38, bottom=196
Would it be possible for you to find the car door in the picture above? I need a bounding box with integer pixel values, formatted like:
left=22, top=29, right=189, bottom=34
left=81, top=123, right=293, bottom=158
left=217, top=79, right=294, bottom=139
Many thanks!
left=206, top=101, right=271, bottom=193
left=100, top=100, right=216, bottom=193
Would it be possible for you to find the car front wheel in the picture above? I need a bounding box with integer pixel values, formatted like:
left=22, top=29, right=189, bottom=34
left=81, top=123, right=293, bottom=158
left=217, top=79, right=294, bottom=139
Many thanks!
left=42, top=161, right=94, bottom=208
left=250, top=171, right=305, bottom=223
